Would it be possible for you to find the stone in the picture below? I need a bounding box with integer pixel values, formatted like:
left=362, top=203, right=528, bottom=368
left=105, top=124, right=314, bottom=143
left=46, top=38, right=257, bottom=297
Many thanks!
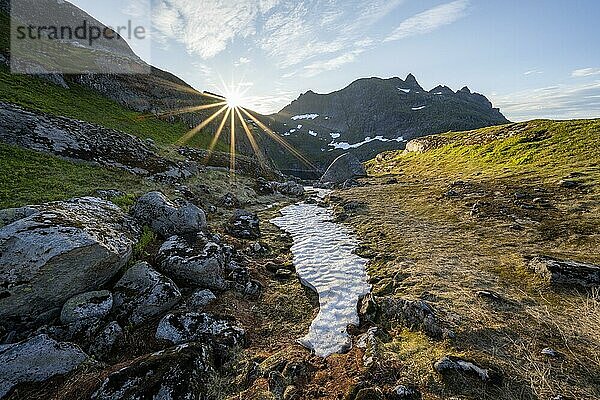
left=319, top=153, right=366, bottom=184
left=219, top=192, right=241, bottom=208
left=0, top=334, right=88, bottom=398
left=389, top=385, right=421, bottom=400
left=156, top=234, right=227, bottom=290
left=434, top=356, right=501, bottom=384
left=275, top=269, right=293, bottom=279
left=528, top=256, right=599, bottom=287
left=274, top=181, right=305, bottom=197
left=113, top=261, right=181, bottom=326
left=189, top=289, right=217, bottom=309
left=60, top=290, right=113, bottom=325
left=356, top=327, right=381, bottom=368
left=226, top=209, right=261, bottom=239
left=378, top=296, right=452, bottom=339
left=91, top=343, right=215, bottom=400
left=255, top=177, right=275, bottom=194
left=131, top=191, right=207, bottom=238
left=541, top=347, right=560, bottom=358
left=156, top=312, right=245, bottom=347
left=0, top=197, right=138, bottom=323
left=0, top=206, right=38, bottom=228
left=88, top=321, right=123, bottom=359
left=559, top=179, right=581, bottom=189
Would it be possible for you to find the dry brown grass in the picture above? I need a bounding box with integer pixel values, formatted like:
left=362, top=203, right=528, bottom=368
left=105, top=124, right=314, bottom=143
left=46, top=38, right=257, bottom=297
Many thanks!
left=334, top=172, right=600, bottom=399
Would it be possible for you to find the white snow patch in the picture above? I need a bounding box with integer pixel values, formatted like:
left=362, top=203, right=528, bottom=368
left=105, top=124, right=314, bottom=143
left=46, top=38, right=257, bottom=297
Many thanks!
left=291, top=114, right=319, bottom=120
left=297, top=124, right=303, bottom=129
left=290, top=129, right=297, bottom=133
left=398, top=88, right=411, bottom=93
left=271, top=189, right=370, bottom=357
left=330, top=132, right=341, bottom=139
left=308, top=130, right=317, bottom=137
left=433, top=92, right=443, bottom=95
left=412, top=106, right=427, bottom=111
left=328, top=135, right=406, bottom=150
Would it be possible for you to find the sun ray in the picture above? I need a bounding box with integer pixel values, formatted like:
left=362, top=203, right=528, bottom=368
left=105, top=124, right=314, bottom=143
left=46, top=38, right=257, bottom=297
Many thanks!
left=230, top=109, right=236, bottom=177
left=204, top=107, right=231, bottom=164
left=239, top=107, right=317, bottom=170
left=176, top=105, right=228, bottom=146
left=137, top=101, right=227, bottom=121
left=235, top=107, right=266, bottom=167
left=201, top=91, right=227, bottom=101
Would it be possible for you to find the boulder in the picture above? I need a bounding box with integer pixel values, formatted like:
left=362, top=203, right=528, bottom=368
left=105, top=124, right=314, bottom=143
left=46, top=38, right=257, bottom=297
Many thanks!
left=226, top=209, right=261, bottom=239
left=113, top=262, right=181, bottom=326
left=156, top=312, right=245, bottom=347
left=274, top=181, right=305, bottom=197
left=528, top=256, right=600, bottom=287
left=156, top=234, right=227, bottom=290
left=377, top=296, right=453, bottom=339
left=0, top=197, right=139, bottom=323
left=256, top=177, right=275, bottom=194
left=388, top=385, right=421, bottom=400
left=434, top=356, right=501, bottom=384
left=189, top=289, right=217, bottom=308
left=60, top=290, right=113, bottom=325
left=88, top=321, right=123, bottom=359
left=91, top=343, right=215, bottom=400
left=0, top=334, right=88, bottom=398
left=219, top=192, right=241, bottom=208
left=0, top=206, right=38, bottom=228
left=131, top=191, right=207, bottom=238
left=319, top=153, right=366, bottom=184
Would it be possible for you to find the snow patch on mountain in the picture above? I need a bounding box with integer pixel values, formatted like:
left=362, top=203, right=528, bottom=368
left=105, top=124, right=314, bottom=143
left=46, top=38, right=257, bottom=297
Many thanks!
left=328, top=135, right=406, bottom=150
left=291, top=114, right=319, bottom=120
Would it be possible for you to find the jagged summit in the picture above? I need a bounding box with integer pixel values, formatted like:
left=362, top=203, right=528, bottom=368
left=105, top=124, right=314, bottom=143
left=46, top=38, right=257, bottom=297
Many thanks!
left=404, top=73, right=424, bottom=90
left=266, top=75, right=509, bottom=170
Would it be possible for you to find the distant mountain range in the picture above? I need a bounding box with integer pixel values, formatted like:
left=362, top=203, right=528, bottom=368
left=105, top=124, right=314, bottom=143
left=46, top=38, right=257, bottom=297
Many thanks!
left=264, top=74, right=510, bottom=171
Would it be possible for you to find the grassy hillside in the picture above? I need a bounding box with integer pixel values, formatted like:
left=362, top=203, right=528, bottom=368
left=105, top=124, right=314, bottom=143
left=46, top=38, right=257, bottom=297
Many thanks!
left=0, top=143, right=154, bottom=209
left=367, top=119, right=600, bottom=181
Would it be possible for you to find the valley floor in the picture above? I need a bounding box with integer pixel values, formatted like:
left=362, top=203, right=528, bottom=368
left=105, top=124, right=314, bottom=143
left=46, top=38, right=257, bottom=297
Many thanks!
left=329, top=169, right=600, bottom=399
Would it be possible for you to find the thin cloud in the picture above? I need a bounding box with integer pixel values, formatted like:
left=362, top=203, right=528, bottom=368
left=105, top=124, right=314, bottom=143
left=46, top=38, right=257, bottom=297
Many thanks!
left=572, top=68, right=600, bottom=77
left=524, top=69, right=543, bottom=76
left=491, top=81, right=600, bottom=121
left=384, top=0, right=469, bottom=42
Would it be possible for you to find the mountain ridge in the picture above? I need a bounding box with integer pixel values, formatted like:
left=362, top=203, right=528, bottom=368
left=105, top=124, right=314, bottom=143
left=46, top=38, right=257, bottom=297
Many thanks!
left=265, top=73, right=509, bottom=171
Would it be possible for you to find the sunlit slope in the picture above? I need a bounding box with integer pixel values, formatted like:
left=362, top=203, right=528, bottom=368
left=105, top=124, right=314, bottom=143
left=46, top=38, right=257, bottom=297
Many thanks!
left=367, top=119, right=600, bottom=180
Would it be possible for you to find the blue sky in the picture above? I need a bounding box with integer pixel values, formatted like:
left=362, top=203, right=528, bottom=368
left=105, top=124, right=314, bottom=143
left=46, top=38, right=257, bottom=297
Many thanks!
left=71, top=0, right=600, bottom=120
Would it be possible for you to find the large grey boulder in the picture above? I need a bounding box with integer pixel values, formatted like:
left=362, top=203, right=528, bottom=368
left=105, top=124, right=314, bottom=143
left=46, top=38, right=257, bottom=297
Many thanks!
left=319, top=153, right=366, bottom=184
left=156, top=312, right=245, bottom=347
left=60, top=290, right=113, bottom=325
left=156, top=234, right=227, bottom=290
left=528, top=256, right=599, bottom=287
left=131, top=191, right=207, bottom=238
left=91, top=343, right=215, bottom=400
left=0, top=197, right=139, bottom=323
left=0, top=334, right=88, bottom=398
left=113, top=261, right=181, bottom=326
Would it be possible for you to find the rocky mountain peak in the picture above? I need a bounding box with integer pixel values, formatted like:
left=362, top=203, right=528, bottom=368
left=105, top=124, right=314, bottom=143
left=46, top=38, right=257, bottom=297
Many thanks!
left=404, top=73, right=423, bottom=90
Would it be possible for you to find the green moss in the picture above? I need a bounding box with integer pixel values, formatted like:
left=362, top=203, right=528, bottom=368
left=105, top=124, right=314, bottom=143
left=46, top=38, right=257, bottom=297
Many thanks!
left=133, top=226, right=157, bottom=258
left=0, top=142, right=150, bottom=208
left=368, top=119, right=600, bottom=181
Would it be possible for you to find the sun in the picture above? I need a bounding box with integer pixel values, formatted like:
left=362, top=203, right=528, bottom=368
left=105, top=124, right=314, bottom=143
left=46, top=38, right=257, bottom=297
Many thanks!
left=223, top=85, right=248, bottom=109
left=146, top=74, right=317, bottom=177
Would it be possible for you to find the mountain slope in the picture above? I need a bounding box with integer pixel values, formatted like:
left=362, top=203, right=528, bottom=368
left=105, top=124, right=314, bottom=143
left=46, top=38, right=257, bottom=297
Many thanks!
left=267, top=74, right=509, bottom=170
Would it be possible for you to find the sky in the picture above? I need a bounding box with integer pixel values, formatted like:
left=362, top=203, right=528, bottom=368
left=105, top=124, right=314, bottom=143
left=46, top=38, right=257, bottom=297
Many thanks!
left=70, top=0, right=600, bottom=121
